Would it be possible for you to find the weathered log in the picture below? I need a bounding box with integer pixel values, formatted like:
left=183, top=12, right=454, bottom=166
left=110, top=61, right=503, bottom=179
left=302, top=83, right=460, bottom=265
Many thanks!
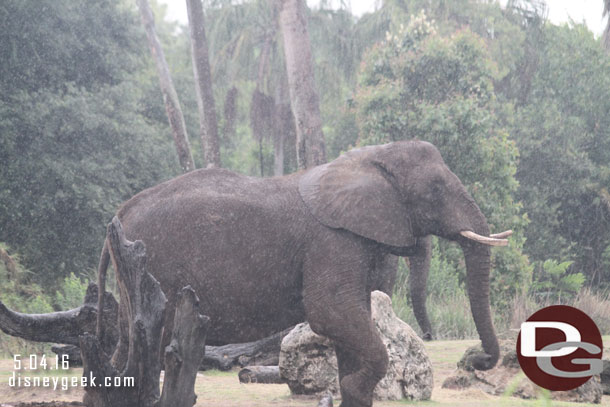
left=81, top=217, right=166, bottom=407
left=159, top=286, right=210, bottom=407
left=0, top=283, right=118, bottom=354
left=202, top=326, right=292, bottom=371
left=238, top=366, right=284, bottom=384
left=82, top=217, right=208, bottom=407
left=53, top=323, right=289, bottom=372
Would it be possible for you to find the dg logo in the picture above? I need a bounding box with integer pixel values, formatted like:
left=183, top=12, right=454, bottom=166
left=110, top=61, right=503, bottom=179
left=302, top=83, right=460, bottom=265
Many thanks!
left=517, top=305, right=603, bottom=391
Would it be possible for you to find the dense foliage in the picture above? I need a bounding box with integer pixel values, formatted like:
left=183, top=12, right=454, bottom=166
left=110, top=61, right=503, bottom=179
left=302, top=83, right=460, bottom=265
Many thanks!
left=353, top=13, right=530, bottom=309
left=0, top=0, right=608, bottom=334
left=509, top=23, right=610, bottom=286
left=0, top=0, right=180, bottom=286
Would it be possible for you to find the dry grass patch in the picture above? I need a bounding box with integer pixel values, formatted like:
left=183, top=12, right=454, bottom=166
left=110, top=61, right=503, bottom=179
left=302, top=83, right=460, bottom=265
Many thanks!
left=0, top=339, right=609, bottom=406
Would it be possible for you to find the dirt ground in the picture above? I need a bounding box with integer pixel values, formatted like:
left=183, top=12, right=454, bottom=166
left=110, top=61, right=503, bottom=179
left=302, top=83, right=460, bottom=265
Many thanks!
left=0, top=339, right=608, bottom=407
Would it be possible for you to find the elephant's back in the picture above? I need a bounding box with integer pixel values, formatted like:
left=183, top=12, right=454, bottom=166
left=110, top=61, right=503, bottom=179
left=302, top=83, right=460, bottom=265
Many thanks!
left=117, top=168, right=293, bottom=217
left=114, top=168, right=311, bottom=344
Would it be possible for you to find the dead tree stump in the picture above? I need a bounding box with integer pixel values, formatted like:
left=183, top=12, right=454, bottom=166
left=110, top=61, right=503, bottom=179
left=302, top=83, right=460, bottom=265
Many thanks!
left=80, top=217, right=209, bottom=407
left=159, top=287, right=209, bottom=406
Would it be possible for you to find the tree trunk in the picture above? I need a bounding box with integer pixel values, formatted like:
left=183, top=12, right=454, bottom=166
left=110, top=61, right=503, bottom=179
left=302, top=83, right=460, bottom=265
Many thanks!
left=186, top=0, right=221, bottom=168
left=273, top=121, right=285, bottom=176
left=136, top=0, right=195, bottom=173
left=278, top=0, right=326, bottom=169
left=272, top=70, right=292, bottom=176
left=250, top=33, right=275, bottom=177
left=223, top=86, right=238, bottom=142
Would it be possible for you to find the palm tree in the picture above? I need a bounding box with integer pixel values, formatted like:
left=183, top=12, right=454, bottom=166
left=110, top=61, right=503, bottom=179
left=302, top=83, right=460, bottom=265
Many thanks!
left=186, top=0, right=222, bottom=168
left=278, top=0, right=327, bottom=169
left=136, top=0, right=195, bottom=173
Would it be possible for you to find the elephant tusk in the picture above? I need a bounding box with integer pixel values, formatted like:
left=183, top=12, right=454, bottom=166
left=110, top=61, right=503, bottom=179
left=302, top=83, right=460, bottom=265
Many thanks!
left=460, top=230, right=509, bottom=246
left=490, top=230, right=513, bottom=239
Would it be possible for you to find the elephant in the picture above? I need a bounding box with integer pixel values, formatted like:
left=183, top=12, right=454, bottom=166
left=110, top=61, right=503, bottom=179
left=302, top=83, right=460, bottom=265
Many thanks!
left=94, top=140, right=509, bottom=407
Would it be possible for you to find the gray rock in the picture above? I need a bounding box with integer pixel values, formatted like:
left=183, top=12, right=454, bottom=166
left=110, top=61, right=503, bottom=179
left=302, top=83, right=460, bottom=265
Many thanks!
left=370, top=290, right=433, bottom=401
left=601, top=359, right=610, bottom=395
left=278, top=322, right=340, bottom=395
left=278, top=290, right=433, bottom=401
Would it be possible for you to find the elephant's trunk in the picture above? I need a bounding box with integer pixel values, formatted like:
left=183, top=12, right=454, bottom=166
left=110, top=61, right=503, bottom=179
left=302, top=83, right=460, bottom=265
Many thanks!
left=458, top=209, right=500, bottom=370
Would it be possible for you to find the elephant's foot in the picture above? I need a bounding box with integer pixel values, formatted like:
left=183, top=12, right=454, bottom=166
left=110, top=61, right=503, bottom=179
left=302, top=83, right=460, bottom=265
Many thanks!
left=422, top=332, right=433, bottom=341
left=338, top=372, right=377, bottom=407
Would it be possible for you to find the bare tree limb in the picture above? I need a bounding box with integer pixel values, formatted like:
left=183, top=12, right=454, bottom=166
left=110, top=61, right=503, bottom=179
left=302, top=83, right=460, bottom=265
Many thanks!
left=137, top=0, right=195, bottom=173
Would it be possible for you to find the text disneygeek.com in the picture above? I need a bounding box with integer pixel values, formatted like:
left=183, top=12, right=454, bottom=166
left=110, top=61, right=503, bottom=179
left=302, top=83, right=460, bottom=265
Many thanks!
left=8, top=354, right=135, bottom=390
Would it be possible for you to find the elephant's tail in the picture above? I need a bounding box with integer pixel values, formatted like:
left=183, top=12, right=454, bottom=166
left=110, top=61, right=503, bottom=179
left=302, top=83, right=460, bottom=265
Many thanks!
left=96, top=239, right=110, bottom=342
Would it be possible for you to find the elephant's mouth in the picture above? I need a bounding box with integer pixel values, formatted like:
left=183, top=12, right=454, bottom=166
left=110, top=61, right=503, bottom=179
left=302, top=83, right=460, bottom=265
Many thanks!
left=459, top=230, right=512, bottom=246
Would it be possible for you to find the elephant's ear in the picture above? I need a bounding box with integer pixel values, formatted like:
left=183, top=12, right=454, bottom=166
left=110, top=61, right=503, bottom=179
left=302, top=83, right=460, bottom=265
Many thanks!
left=298, top=146, right=415, bottom=248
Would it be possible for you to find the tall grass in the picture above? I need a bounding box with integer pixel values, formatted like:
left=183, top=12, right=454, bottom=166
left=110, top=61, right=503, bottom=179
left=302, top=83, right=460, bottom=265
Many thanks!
left=393, top=290, right=479, bottom=339
left=392, top=253, right=481, bottom=339
left=391, top=246, right=610, bottom=340
left=509, top=287, right=610, bottom=334
left=393, top=287, right=610, bottom=340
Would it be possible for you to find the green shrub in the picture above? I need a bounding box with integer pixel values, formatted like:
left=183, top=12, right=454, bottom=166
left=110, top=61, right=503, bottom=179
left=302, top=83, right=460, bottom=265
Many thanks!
left=0, top=244, right=54, bottom=355
left=0, top=244, right=92, bottom=356
left=531, top=259, right=584, bottom=303
left=55, top=272, right=89, bottom=310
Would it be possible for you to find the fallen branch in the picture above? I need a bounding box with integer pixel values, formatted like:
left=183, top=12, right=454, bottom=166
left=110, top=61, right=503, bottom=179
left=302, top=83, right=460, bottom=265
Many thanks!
left=202, top=326, right=292, bottom=370
left=0, top=283, right=118, bottom=354
left=238, top=366, right=284, bottom=384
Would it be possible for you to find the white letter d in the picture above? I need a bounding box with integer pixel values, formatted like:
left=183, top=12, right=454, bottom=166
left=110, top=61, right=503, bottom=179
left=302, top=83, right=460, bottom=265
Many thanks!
left=521, top=321, right=580, bottom=357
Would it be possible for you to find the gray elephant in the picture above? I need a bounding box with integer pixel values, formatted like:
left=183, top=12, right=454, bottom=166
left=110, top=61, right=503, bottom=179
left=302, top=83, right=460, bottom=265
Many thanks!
left=96, top=140, right=509, bottom=407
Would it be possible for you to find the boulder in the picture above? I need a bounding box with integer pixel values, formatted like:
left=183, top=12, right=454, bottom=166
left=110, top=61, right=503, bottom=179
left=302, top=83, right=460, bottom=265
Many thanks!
left=443, top=340, right=603, bottom=404
left=601, top=360, right=610, bottom=395
left=370, top=290, right=433, bottom=401
left=279, top=290, right=433, bottom=401
left=278, top=322, right=340, bottom=395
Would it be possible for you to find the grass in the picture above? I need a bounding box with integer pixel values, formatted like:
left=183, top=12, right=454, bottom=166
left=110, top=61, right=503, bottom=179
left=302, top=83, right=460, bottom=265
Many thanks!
left=0, top=339, right=607, bottom=406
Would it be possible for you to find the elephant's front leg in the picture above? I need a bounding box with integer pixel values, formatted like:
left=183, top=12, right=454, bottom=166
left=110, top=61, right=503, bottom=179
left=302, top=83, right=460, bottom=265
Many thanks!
left=408, top=236, right=433, bottom=340
left=303, top=237, right=388, bottom=407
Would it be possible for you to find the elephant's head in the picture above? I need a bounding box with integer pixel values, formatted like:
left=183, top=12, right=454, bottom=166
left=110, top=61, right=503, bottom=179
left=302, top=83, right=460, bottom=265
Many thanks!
left=298, top=140, right=508, bottom=370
